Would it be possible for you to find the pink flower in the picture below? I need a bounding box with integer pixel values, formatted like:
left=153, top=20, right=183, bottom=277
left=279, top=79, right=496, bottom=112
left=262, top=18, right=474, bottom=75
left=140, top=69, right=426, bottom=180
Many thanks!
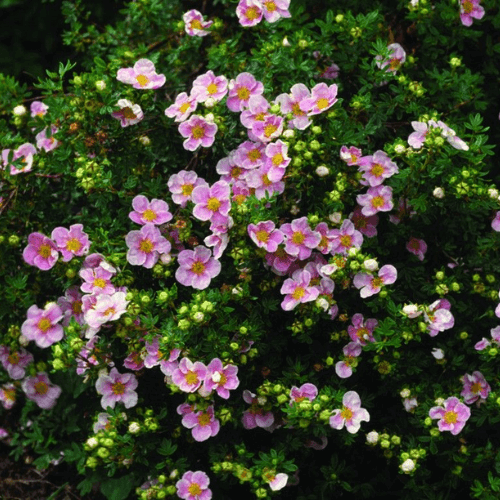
left=265, top=245, right=297, bottom=274
left=233, top=140, right=266, bottom=169
left=358, top=150, right=399, bottom=187
left=315, top=222, right=336, bottom=254
left=424, top=299, right=454, bottom=337
left=241, top=95, right=271, bottom=129
left=22, top=372, right=61, bottom=409
left=429, top=396, right=471, bottom=435
left=80, top=266, right=115, bottom=295
left=353, top=264, right=398, bottom=298
left=93, top=412, right=111, bottom=433
left=280, top=217, right=321, bottom=260
left=356, top=185, right=394, bottom=217
left=251, top=114, right=284, bottom=143
left=183, top=10, right=213, bottom=36
left=182, top=405, right=220, bottom=442
left=236, top=0, right=264, bottom=27
left=475, top=325, right=500, bottom=351
left=265, top=472, right=289, bottom=491
left=436, top=120, right=469, bottom=151
left=2, top=143, right=37, bottom=175
left=245, top=162, right=285, bottom=200
left=176, top=470, right=212, bottom=500
left=175, top=246, right=221, bottom=290
left=36, top=126, right=60, bottom=152
left=159, top=348, right=181, bottom=375
left=461, top=371, right=491, bottom=405
left=290, top=383, right=318, bottom=403
left=129, top=195, right=173, bottom=225
left=203, top=358, right=239, bottom=399
left=321, top=63, right=340, bottom=79
left=171, top=357, right=207, bottom=393
left=126, top=223, right=171, bottom=268
left=335, top=342, right=362, bottom=378
left=491, top=211, right=500, bottom=232
left=280, top=269, right=320, bottom=311
left=406, top=237, right=427, bottom=261
left=51, top=224, right=90, bottom=261
left=275, top=83, right=312, bottom=130
left=192, top=180, right=231, bottom=225
left=340, top=145, right=363, bottom=166
left=261, top=0, right=291, bottom=23
left=0, top=383, right=17, bottom=410
left=116, top=58, right=165, bottom=89
left=30, top=101, right=48, bottom=118
left=21, top=302, right=64, bottom=348
left=329, top=391, right=370, bottom=434
left=191, top=70, right=228, bottom=103
left=248, top=220, right=284, bottom=252
left=242, top=390, right=275, bottom=429
left=403, top=397, right=418, bottom=412
left=23, top=232, right=59, bottom=270
left=350, top=206, right=378, bottom=237
left=376, top=43, right=406, bottom=73
left=0, top=347, right=33, bottom=380
left=123, top=351, right=145, bottom=371
left=348, top=313, right=378, bottom=345
left=95, top=368, right=138, bottom=409
left=179, top=115, right=218, bottom=151
left=165, top=92, right=198, bottom=122
left=407, top=120, right=434, bottom=149
left=299, top=83, right=338, bottom=115
left=330, top=219, right=363, bottom=255
left=227, top=72, right=264, bottom=112
left=111, top=99, right=144, bottom=127
left=459, top=0, right=485, bottom=27
left=168, top=170, right=207, bottom=207
left=83, top=291, right=129, bottom=330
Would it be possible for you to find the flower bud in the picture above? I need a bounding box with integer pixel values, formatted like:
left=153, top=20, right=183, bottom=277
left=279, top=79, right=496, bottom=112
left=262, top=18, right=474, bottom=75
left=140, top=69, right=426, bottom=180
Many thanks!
left=433, top=187, right=444, bottom=199
left=315, top=165, right=329, bottom=177
left=13, top=105, right=27, bottom=116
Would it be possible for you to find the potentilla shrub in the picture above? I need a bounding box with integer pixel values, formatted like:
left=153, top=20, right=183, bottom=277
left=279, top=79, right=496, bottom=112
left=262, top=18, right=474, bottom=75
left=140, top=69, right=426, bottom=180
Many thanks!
left=1, top=0, right=500, bottom=499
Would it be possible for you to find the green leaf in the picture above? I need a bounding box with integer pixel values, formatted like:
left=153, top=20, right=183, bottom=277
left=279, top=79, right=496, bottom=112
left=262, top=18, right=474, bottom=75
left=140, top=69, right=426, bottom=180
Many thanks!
left=100, top=475, right=135, bottom=500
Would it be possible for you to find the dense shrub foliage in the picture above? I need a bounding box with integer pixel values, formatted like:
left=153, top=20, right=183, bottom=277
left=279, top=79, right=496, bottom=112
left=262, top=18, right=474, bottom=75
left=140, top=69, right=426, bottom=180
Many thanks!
left=1, top=0, right=500, bottom=498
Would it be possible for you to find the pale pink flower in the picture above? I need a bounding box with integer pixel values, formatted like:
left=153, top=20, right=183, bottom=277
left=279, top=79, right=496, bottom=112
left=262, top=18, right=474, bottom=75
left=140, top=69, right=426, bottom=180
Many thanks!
left=164, top=92, right=197, bottom=122
left=21, top=302, right=64, bottom=348
left=406, top=237, right=427, bottom=261
left=460, top=0, right=485, bottom=27
left=2, top=143, right=36, bottom=175
left=176, top=470, right=212, bottom=500
left=23, top=232, right=58, bottom=270
left=299, top=83, right=338, bottom=115
left=350, top=206, right=379, bottom=238
left=348, top=313, right=378, bottom=345
left=0, top=383, right=17, bottom=410
left=95, top=368, right=138, bottom=409
left=36, top=126, right=60, bottom=152
left=266, top=472, right=288, bottom=491
left=204, top=219, right=231, bottom=259
left=182, top=405, right=220, bottom=442
left=335, top=342, right=362, bottom=378
left=116, top=58, right=166, bottom=89
left=183, top=9, right=213, bottom=36
left=191, top=70, right=228, bottom=103
left=0, top=347, right=33, bottom=380
left=203, top=358, right=239, bottom=399
left=236, top=0, right=264, bottom=27
left=353, top=264, right=398, bottom=298
left=340, top=145, right=363, bottom=165
left=79, top=266, right=115, bottom=295
left=358, top=150, right=399, bottom=187
left=245, top=162, right=285, bottom=199
left=216, top=155, right=247, bottom=185
left=175, top=246, right=221, bottom=290
left=429, top=397, right=470, bottom=435
left=435, top=120, right=469, bottom=151
left=159, top=348, right=181, bottom=375
left=242, top=390, right=275, bottom=429
left=356, top=185, right=394, bottom=217
left=330, top=219, right=363, bottom=255
left=280, top=217, right=321, bottom=260
left=111, top=99, right=143, bottom=127
left=171, top=357, right=207, bottom=393
left=30, top=101, right=48, bottom=118
left=376, top=43, right=406, bottom=73
left=241, top=95, right=271, bottom=129
left=51, top=224, right=90, bottom=261
left=461, top=371, right=491, bottom=404
left=251, top=114, right=284, bottom=143
left=93, top=412, right=111, bottom=433
left=290, top=383, right=318, bottom=404
left=192, top=180, right=231, bottom=225
left=275, top=83, right=312, bottom=130
left=403, top=397, right=418, bottom=412
left=264, top=245, right=297, bottom=274
left=168, top=170, right=207, bottom=207
left=280, top=269, right=320, bottom=311
left=261, top=0, right=291, bottom=23
left=248, top=220, right=284, bottom=252
left=315, top=222, right=336, bottom=254
left=491, top=211, right=500, bottom=232
left=329, top=391, right=370, bottom=434
left=126, top=223, right=171, bottom=268
left=321, top=63, right=340, bottom=79
left=475, top=325, right=500, bottom=351
left=424, top=299, right=454, bottom=337
left=179, top=115, right=218, bottom=151
left=233, top=140, right=266, bottom=169
left=227, top=72, right=264, bottom=112
left=407, top=120, right=438, bottom=149
left=22, top=372, right=61, bottom=409
left=129, top=195, right=172, bottom=226
left=84, top=291, right=129, bottom=330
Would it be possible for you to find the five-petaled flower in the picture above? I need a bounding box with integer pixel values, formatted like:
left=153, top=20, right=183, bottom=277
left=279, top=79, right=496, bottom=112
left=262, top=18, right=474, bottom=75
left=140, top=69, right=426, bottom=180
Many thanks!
left=179, top=115, right=218, bottom=151
left=22, top=372, right=61, bottom=410
left=429, top=396, right=471, bottom=435
left=329, top=390, right=370, bottom=434
left=21, top=302, right=64, bottom=348
left=176, top=470, right=212, bottom=500
left=175, top=246, right=221, bottom=290
left=95, top=368, right=138, bottom=409
left=116, top=59, right=166, bottom=89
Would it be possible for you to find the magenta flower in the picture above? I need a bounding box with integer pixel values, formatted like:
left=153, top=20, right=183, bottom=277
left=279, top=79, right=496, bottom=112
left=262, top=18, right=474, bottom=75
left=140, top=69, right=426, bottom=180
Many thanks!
left=406, top=237, right=427, bottom=261
left=265, top=245, right=297, bottom=274
left=21, top=302, right=64, bottom=348
left=348, top=313, right=378, bottom=345
left=191, top=70, right=228, bottom=103
left=203, top=358, right=239, bottom=399
left=129, top=195, right=172, bottom=226
left=95, top=368, right=138, bottom=409
left=51, top=224, right=90, bottom=261
left=84, top=291, right=129, bottom=331
left=275, top=83, right=312, bottom=130
left=242, top=390, right=275, bottom=429
left=165, top=92, right=197, bottom=122
left=261, top=0, right=291, bottom=22
left=459, top=0, right=485, bottom=27
left=2, top=143, right=36, bottom=175
left=22, top=372, right=61, bottom=410
left=356, top=185, right=394, bottom=217
left=30, top=101, right=48, bottom=118
left=280, top=216, right=321, bottom=260
left=0, top=347, right=33, bottom=380
left=353, top=264, right=398, bottom=298
left=116, top=58, right=165, bottom=89
left=183, top=9, right=213, bottom=36
left=192, top=180, right=231, bottom=225
left=280, top=269, right=320, bottom=311
left=23, top=232, right=59, bottom=270
left=80, top=266, right=115, bottom=295
left=330, top=391, right=370, bottom=434
left=300, top=83, right=338, bottom=115
left=335, top=342, right=362, bottom=378
left=429, top=396, right=471, bottom=435
left=176, top=470, right=212, bottom=500
left=0, top=383, right=17, bottom=410
left=236, top=0, right=264, bottom=27
left=330, top=219, right=363, bottom=256
left=461, top=371, right=491, bottom=405
left=475, top=325, right=500, bottom=351
left=123, top=351, right=145, bottom=371
left=176, top=246, right=221, bottom=290
left=358, top=150, right=399, bottom=187
left=227, top=72, right=264, bottom=112
left=171, top=357, right=207, bottom=393
left=111, top=99, right=144, bottom=127
left=350, top=206, right=378, bottom=237
left=248, top=220, right=284, bottom=252
left=179, top=115, right=218, bottom=151
left=340, top=145, right=363, bottom=165
left=290, top=383, right=318, bottom=404
left=376, top=43, right=406, bottom=73
left=168, top=170, right=207, bottom=207
left=182, top=405, right=220, bottom=442
left=126, top=223, right=171, bottom=268
left=36, top=126, right=60, bottom=152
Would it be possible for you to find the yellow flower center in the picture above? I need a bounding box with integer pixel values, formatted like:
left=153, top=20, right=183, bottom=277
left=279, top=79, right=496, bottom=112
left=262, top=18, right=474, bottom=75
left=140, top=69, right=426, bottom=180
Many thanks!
left=292, top=102, right=305, bottom=116
left=443, top=410, right=458, bottom=424
left=122, top=107, right=137, bottom=119
left=139, top=238, right=154, bottom=254
left=185, top=370, right=199, bottom=385
left=255, top=230, right=269, bottom=243
left=4, top=388, right=15, bottom=401
left=262, top=174, right=272, bottom=186
left=207, top=197, right=221, bottom=212
left=37, top=318, right=52, bottom=333
left=7, top=352, right=19, bottom=365
left=389, top=58, right=401, bottom=70
left=341, top=406, right=353, bottom=420
left=66, top=238, right=82, bottom=252
left=142, top=208, right=157, bottom=222
left=34, top=381, right=48, bottom=395
left=264, top=124, right=278, bottom=138
left=191, top=261, right=206, bottom=275
left=237, top=86, right=251, bottom=100
left=371, top=277, right=384, bottom=288
left=197, top=412, right=212, bottom=426
left=272, top=153, right=284, bottom=166
left=191, top=125, right=205, bottom=139
left=316, top=98, right=329, bottom=110
left=179, top=102, right=191, bottom=114
left=94, top=278, right=107, bottom=289
left=188, top=483, right=203, bottom=496
left=247, top=149, right=262, bottom=162
left=340, top=235, right=352, bottom=248
left=264, top=1, right=277, bottom=11
left=371, top=196, right=385, bottom=208
left=112, top=381, right=126, bottom=395
left=38, top=244, right=52, bottom=258
left=136, top=74, right=150, bottom=87
left=255, top=112, right=266, bottom=121
left=231, top=166, right=242, bottom=178
left=291, top=231, right=305, bottom=245
left=292, top=286, right=305, bottom=300
left=103, top=307, right=116, bottom=317
left=462, top=1, right=473, bottom=14
left=181, top=183, right=194, bottom=196
left=72, top=301, right=83, bottom=314
left=246, top=7, right=259, bottom=20
left=357, top=327, right=369, bottom=340
left=371, top=163, right=384, bottom=177
left=234, top=194, right=246, bottom=205
left=190, top=19, right=203, bottom=31
left=207, top=83, right=218, bottom=95
left=471, top=382, right=482, bottom=394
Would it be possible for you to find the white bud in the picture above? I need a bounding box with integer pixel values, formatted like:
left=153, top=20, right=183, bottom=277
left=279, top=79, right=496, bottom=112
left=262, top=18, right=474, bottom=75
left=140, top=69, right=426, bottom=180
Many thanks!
left=290, top=205, right=300, bottom=215
left=95, top=80, right=106, bottom=91
left=315, top=297, right=329, bottom=311
left=282, top=36, right=291, bottom=47
left=18, top=334, right=29, bottom=346
left=283, top=129, right=295, bottom=139
left=211, top=371, right=222, bottom=383
left=86, top=437, right=99, bottom=448
left=401, top=458, right=416, bottom=473
left=128, top=422, right=141, bottom=434
left=348, top=247, right=358, bottom=257
left=431, top=348, right=445, bottom=360
left=402, top=304, right=421, bottom=318
left=193, top=312, right=205, bottom=323
left=366, top=431, right=379, bottom=444
left=394, top=144, right=406, bottom=154
left=204, top=97, right=216, bottom=108
left=139, top=135, right=151, bottom=146
left=13, top=105, right=27, bottom=116
left=488, top=188, right=499, bottom=199
left=257, top=396, right=267, bottom=405
left=328, top=212, right=342, bottom=224
left=315, top=165, right=329, bottom=177
left=363, top=259, right=378, bottom=272
left=205, top=113, right=215, bottom=123
left=433, top=187, right=444, bottom=199
left=434, top=397, right=445, bottom=406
